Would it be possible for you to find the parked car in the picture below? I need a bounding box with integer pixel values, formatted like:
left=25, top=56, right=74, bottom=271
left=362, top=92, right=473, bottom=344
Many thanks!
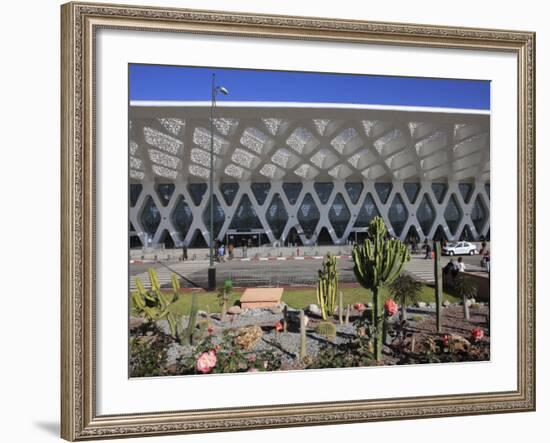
left=442, top=241, right=478, bottom=256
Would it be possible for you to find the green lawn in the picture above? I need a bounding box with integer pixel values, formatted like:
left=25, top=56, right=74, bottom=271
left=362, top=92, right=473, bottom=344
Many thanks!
left=153, top=285, right=460, bottom=316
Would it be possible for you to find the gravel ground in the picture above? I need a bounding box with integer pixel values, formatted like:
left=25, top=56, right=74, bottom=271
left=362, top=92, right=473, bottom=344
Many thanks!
left=142, top=302, right=490, bottom=370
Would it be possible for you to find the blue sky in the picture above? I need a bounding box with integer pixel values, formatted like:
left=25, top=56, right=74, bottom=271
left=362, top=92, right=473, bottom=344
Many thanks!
left=129, top=64, right=490, bottom=110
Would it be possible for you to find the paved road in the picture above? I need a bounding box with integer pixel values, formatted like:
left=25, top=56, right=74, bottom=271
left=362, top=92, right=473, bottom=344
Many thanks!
left=129, top=253, right=486, bottom=290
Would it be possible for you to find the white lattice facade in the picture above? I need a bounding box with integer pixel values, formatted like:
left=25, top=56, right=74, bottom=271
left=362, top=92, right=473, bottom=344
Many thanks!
left=129, top=103, right=490, bottom=248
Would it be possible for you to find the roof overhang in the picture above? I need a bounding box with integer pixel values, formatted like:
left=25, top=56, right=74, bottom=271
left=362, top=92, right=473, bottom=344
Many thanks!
left=129, top=101, right=490, bottom=183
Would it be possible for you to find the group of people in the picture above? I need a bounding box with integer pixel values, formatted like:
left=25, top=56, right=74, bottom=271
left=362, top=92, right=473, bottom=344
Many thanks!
left=443, top=256, right=466, bottom=279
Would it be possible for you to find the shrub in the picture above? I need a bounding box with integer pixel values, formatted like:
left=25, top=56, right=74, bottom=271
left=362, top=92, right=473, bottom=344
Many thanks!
left=388, top=273, right=422, bottom=321
left=129, top=333, right=170, bottom=377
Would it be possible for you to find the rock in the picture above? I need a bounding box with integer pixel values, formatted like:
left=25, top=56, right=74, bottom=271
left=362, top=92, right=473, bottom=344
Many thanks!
left=307, top=304, right=322, bottom=316
left=443, top=300, right=451, bottom=307
left=129, top=316, right=146, bottom=330
left=197, top=310, right=208, bottom=317
left=227, top=305, right=242, bottom=315
left=465, top=299, right=474, bottom=308
left=366, top=302, right=374, bottom=309
left=416, top=301, right=427, bottom=308
left=270, top=306, right=283, bottom=314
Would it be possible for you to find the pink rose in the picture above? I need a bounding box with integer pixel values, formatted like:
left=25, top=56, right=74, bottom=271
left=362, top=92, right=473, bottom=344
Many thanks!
left=471, top=327, right=484, bottom=343
left=353, top=303, right=366, bottom=312
left=384, top=299, right=398, bottom=316
left=274, top=321, right=283, bottom=332
left=196, top=350, right=217, bottom=374
left=247, top=354, right=257, bottom=363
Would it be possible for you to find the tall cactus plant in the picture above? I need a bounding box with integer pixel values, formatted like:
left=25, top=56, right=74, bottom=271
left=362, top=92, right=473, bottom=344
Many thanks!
left=316, top=253, right=338, bottom=320
left=434, top=241, right=443, bottom=332
left=352, top=216, right=411, bottom=361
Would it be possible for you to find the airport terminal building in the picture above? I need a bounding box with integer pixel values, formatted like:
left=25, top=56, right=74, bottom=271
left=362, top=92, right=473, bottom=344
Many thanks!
left=128, top=101, right=490, bottom=249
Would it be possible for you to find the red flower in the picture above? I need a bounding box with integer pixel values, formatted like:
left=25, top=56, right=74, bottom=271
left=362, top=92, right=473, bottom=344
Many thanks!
left=353, top=303, right=366, bottom=312
left=471, top=327, right=484, bottom=342
left=384, top=299, right=399, bottom=316
left=274, top=321, right=283, bottom=332
left=207, top=326, right=214, bottom=334
left=442, top=334, right=450, bottom=347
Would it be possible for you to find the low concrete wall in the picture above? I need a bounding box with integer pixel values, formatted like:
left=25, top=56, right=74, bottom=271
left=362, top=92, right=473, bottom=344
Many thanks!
left=443, top=271, right=490, bottom=303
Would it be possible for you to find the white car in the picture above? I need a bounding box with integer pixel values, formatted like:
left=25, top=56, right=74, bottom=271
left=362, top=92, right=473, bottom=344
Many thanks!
left=442, top=241, right=478, bottom=256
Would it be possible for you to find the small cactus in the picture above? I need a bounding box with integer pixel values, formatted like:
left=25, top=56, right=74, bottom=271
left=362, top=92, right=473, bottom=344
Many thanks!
left=316, top=253, right=338, bottom=320
left=171, top=274, right=181, bottom=303
left=315, top=321, right=337, bottom=339
left=184, top=292, right=199, bottom=345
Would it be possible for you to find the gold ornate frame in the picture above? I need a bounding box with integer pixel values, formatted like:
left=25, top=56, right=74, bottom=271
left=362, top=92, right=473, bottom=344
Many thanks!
left=60, top=1, right=536, bottom=440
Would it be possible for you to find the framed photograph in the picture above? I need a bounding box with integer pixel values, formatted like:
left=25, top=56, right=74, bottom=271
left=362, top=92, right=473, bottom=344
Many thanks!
left=61, top=1, right=536, bottom=440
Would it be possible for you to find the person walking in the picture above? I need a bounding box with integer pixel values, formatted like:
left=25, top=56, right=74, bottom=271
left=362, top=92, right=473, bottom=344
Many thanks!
left=456, top=256, right=466, bottom=273
left=424, top=240, right=432, bottom=259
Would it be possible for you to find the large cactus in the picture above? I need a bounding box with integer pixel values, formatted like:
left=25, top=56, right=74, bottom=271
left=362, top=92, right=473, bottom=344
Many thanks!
left=352, top=216, right=411, bottom=360
left=316, top=253, right=339, bottom=320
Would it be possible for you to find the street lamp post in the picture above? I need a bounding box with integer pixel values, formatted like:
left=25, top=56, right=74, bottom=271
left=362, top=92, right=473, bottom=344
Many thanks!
left=208, top=73, right=229, bottom=290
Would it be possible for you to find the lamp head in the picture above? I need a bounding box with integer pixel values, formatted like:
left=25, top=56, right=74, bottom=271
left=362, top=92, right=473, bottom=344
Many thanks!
left=218, top=86, right=229, bottom=95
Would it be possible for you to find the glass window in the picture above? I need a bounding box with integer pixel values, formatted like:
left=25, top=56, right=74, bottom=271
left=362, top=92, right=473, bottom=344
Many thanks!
left=345, top=182, right=363, bottom=204
left=202, top=195, right=225, bottom=239
left=155, top=183, right=175, bottom=206
left=188, top=182, right=208, bottom=206
left=375, top=183, right=393, bottom=204
left=444, top=194, right=463, bottom=235
left=416, top=194, right=436, bottom=236
left=229, top=194, right=263, bottom=230
left=171, top=196, right=194, bottom=239
left=314, top=182, right=334, bottom=204
left=458, top=183, right=474, bottom=203
left=282, top=183, right=303, bottom=205
left=297, top=193, right=320, bottom=239
left=328, top=193, right=351, bottom=237
left=251, top=183, right=271, bottom=205
left=266, top=193, right=288, bottom=239
left=139, top=196, right=161, bottom=236
left=403, top=183, right=420, bottom=204
left=130, top=184, right=142, bottom=207
left=220, top=182, right=239, bottom=206
left=431, top=183, right=447, bottom=203
left=354, top=193, right=380, bottom=227
left=388, top=193, right=408, bottom=236
left=471, top=195, right=488, bottom=233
